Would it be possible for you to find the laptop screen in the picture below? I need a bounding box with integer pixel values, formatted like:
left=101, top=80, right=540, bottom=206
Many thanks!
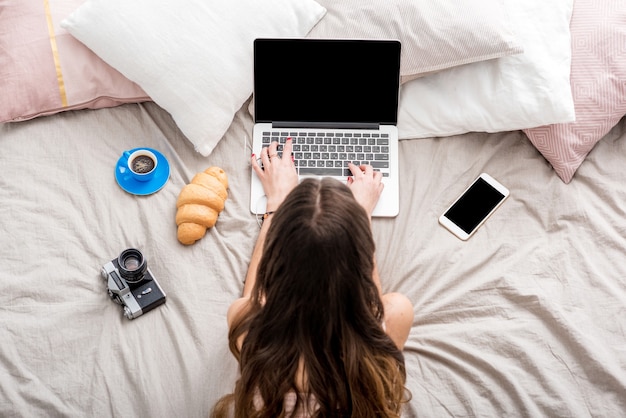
left=254, top=39, right=401, bottom=126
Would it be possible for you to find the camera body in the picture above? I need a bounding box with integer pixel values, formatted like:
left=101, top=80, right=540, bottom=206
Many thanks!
left=101, top=248, right=166, bottom=319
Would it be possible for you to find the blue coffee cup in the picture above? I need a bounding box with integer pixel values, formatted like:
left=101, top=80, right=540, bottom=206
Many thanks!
left=123, top=149, right=158, bottom=182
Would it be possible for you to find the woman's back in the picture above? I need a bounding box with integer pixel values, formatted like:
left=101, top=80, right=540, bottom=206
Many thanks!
left=212, top=143, right=413, bottom=417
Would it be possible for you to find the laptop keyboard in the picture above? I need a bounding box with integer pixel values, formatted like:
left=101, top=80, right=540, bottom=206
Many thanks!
left=261, top=131, right=390, bottom=177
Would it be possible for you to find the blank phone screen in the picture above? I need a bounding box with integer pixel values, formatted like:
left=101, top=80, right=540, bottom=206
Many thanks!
left=444, top=178, right=506, bottom=234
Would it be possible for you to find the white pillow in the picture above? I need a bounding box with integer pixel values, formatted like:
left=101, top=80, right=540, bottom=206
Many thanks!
left=308, top=0, right=523, bottom=83
left=62, top=0, right=326, bottom=156
left=397, top=0, right=575, bottom=140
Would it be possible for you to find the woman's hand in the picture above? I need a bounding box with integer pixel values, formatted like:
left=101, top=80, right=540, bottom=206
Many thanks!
left=251, top=138, right=299, bottom=212
left=346, top=163, right=384, bottom=217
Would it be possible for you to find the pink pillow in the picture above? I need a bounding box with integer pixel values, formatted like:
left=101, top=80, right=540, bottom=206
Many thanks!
left=0, top=1, right=149, bottom=123
left=524, top=0, right=626, bottom=183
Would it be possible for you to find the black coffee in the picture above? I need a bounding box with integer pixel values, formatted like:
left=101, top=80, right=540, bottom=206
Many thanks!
left=131, top=155, right=156, bottom=174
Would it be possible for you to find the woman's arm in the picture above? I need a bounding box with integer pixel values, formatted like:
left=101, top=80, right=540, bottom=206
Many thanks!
left=244, top=138, right=298, bottom=295
left=227, top=138, right=298, bottom=327
left=346, top=165, right=413, bottom=350
left=242, top=212, right=272, bottom=297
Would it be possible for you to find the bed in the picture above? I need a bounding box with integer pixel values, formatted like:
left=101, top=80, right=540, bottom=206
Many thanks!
left=1, top=0, right=626, bottom=417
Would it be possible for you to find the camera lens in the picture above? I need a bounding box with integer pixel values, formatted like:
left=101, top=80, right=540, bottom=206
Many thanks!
left=117, top=248, right=147, bottom=283
left=124, top=256, right=141, bottom=271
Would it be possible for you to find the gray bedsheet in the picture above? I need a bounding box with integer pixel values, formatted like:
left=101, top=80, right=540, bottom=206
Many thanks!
left=1, top=102, right=625, bottom=417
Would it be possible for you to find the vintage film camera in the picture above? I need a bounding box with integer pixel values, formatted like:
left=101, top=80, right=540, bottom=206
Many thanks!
left=101, top=248, right=166, bottom=319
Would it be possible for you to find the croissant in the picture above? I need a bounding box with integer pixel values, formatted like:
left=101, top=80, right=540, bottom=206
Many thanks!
left=175, top=167, right=228, bottom=245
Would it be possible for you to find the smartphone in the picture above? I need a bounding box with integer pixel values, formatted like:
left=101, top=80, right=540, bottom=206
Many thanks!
left=438, top=173, right=509, bottom=240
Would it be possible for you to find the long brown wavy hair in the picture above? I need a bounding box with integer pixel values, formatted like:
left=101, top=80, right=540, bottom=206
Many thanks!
left=212, top=178, right=409, bottom=417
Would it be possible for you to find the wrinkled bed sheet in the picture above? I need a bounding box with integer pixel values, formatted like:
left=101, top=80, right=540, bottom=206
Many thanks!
left=1, top=102, right=625, bottom=417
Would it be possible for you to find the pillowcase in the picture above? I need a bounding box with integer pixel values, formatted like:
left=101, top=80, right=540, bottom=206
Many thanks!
left=396, top=0, right=576, bottom=140
left=0, top=0, right=149, bottom=123
left=62, top=0, right=326, bottom=156
left=523, top=0, right=626, bottom=184
left=308, top=0, right=523, bottom=83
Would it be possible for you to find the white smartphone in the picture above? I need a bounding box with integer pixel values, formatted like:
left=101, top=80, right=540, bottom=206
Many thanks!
left=438, top=173, right=510, bottom=240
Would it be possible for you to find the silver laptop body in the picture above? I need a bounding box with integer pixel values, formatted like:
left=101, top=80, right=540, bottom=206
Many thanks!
left=250, top=38, right=401, bottom=217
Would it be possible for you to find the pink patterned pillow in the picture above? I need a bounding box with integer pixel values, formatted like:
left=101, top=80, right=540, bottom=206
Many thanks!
left=524, top=0, right=626, bottom=183
left=0, top=1, right=149, bottom=123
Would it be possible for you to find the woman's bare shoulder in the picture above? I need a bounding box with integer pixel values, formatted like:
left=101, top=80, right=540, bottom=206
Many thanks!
left=382, top=292, right=414, bottom=350
left=227, top=297, right=251, bottom=328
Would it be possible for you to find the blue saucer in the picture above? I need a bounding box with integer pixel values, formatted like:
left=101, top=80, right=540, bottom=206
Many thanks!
left=115, top=148, right=170, bottom=196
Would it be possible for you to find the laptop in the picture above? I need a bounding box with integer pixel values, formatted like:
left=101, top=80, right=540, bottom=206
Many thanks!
left=250, top=38, right=401, bottom=217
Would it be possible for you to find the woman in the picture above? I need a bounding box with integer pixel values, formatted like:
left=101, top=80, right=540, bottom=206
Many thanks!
left=212, top=138, right=413, bottom=417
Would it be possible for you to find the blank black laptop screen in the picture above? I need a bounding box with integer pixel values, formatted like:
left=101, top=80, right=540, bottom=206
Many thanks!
left=254, top=39, right=401, bottom=126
